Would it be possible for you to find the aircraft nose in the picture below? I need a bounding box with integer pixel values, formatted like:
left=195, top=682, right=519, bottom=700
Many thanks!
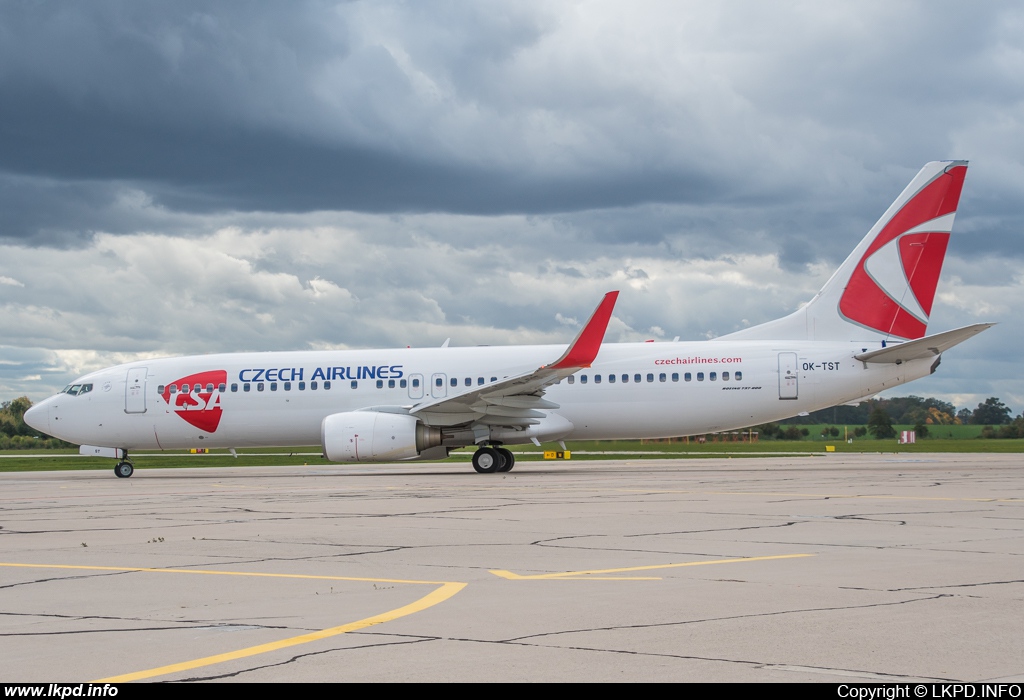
left=24, top=401, right=48, bottom=433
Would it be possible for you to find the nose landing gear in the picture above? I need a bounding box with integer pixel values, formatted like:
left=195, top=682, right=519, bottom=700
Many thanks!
left=471, top=446, right=515, bottom=474
left=114, top=451, right=134, bottom=478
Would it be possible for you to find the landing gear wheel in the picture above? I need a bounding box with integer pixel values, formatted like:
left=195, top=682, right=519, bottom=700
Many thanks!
left=496, top=448, right=515, bottom=472
left=472, top=447, right=503, bottom=474
left=114, top=461, right=134, bottom=478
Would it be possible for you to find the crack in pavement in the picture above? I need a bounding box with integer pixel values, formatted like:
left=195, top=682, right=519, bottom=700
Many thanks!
left=0, top=609, right=298, bottom=628
left=624, top=521, right=799, bottom=537
left=486, top=638, right=958, bottom=682
left=174, top=636, right=437, bottom=682
left=503, top=593, right=951, bottom=642
left=0, top=570, right=131, bottom=590
left=841, top=579, right=1024, bottom=592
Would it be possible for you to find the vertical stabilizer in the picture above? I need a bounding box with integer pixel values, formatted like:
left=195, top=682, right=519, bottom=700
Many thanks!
left=719, top=161, right=967, bottom=342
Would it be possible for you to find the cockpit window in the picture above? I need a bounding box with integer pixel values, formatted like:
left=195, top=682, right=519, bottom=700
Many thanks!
left=62, top=383, right=93, bottom=396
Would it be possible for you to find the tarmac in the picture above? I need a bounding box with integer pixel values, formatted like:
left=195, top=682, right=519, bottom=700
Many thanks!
left=1, top=453, right=1022, bottom=683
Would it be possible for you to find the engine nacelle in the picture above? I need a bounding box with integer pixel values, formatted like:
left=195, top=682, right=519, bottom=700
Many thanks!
left=321, top=411, right=442, bottom=462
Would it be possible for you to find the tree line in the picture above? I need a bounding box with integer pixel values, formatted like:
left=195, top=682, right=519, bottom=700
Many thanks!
left=758, top=395, right=1022, bottom=440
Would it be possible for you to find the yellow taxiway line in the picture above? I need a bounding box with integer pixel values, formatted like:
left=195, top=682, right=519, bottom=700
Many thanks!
left=490, top=552, right=814, bottom=580
left=0, top=562, right=465, bottom=683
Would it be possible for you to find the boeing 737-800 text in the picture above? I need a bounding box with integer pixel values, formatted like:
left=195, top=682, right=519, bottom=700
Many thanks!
left=25, top=161, right=992, bottom=477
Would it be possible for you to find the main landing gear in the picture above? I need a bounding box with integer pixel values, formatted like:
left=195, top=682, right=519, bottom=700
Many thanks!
left=114, top=451, right=134, bottom=478
left=471, top=446, right=515, bottom=474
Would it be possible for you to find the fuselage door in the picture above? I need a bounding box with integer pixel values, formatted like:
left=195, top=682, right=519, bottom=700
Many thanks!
left=778, top=352, right=798, bottom=400
left=431, top=373, right=447, bottom=399
left=125, top=367, right=148, bottom=414
left=408, top=373, right=424, bottom=400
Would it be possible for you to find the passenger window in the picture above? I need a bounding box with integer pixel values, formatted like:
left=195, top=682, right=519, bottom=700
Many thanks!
left=182, top=384, right=190, bottom=393
left=580, top=375, right=588, bottom=384
left=647, top=373, right=654, bottom=382
left=157, top=385, right=165, bottom=394
left=477, top=377, right=484, bottom=385
left=710, top=372, right=717, bottom=381
left=376, top=379, right=383, bottom=389
left=449, top=377, right=457, bottom=387
left=490, top=377, right=497, bottom=382
left=351, top=380, right=358, bottom=389
left=231, top=383, right=238, bottom=392
left=595, top=374, right=602, bottom=384
left=608, top=374, right=616, bottom=383
left=206, top=383, right=214, bottom=393
left=621, top=374, right=628, bottom=383
left=722, top=372, right=729, bottom=381
left=411, top=378, right=419, bottom=388
left=464, top=377, right=471, bottom=387
left=671, top=373, right=679, bottom=382
left=243, top=383, right=251, bottom=392
left=735, top=371, right=743, bottom=381
left=697, top=372, right=704, bottom=381
left=400, top=379, right=407, bottom=388
left=298, top=381, right=306, bottom=390
left=311, top=381, right=318, bottom=390
left=169, top=385, right=178, bottom=394
left=270, top=382, right=277, bottom=391
left=659, top=373, right=666, bottom=382
left=218, top=383, right=226, bottom=392
left=684, top=373, right=691, bottom=382
left=284, top=382, right=291, bottom=391
left=567, top=375, right=575, bottom=384
left=388, top=379, right=395, bottom=388
left=634, top=373, right=641, bottom=383
left=257, top=383, right=264, bottom=392
left=324, top=381, right=331, bottom=390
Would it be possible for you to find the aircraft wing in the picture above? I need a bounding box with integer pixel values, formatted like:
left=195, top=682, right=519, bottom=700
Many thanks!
left=409, top=292, right=619, bottom=428
left=854, top=323, right=994, bottom=364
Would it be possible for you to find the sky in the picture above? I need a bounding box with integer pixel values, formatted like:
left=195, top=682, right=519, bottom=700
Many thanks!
left=1, top=1, right=1022, bottom=415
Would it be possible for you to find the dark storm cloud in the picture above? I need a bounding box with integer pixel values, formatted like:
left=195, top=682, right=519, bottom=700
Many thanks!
left=3, top=2, right=698, bottom=229
left=0, top=84, right=724, bottom=224
left=3, top=0, right=1024, bottom=258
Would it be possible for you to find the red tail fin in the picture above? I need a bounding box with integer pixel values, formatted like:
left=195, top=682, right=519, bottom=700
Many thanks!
left=718, top=161, right=968, bottom=343
left=838, top=163, right=966, bottom=339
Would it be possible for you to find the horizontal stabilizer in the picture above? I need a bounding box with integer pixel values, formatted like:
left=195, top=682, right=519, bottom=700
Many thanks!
left=854, top=323, right=994, bottom=364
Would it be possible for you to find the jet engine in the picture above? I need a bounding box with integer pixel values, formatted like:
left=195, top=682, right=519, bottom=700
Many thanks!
left=321, top=411, right=443, bottom=462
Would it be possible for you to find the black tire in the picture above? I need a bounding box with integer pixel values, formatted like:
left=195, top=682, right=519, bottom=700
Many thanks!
left=472, top=447, right=502, bottom=474
left=496, top=448, right=515, bottom=472
left=114, top=462, right=134, bottom=478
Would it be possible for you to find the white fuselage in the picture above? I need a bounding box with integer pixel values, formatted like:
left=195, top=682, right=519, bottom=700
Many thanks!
left=29, top=338, right=930, bottom=453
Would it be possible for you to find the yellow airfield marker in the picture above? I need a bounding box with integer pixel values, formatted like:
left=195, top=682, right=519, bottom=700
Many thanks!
left=490, top=552, right=814, bottom=580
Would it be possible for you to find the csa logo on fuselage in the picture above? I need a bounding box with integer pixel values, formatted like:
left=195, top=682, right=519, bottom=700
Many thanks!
left=161, top=370, right=227, bottom=433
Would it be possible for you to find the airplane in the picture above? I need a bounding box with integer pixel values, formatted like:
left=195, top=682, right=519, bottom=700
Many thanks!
left=24, top=160, right=993, bottom=478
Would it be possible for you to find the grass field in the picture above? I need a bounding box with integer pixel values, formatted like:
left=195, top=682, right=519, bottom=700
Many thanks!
left=2, top=428, right=1022, bottom=473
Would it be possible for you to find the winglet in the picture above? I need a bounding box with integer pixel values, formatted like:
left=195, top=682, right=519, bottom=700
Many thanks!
left=547, top=291, right=619, bottom=369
